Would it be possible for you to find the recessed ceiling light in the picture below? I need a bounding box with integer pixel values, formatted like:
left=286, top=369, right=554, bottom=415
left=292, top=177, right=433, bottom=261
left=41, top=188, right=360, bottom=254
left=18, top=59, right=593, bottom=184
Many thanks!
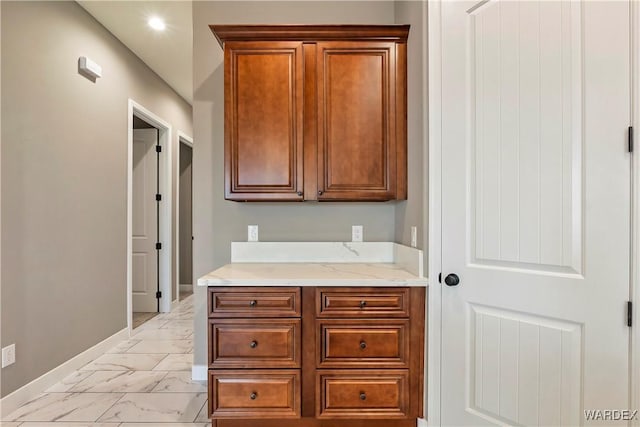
left=148, top=17, right=166, bottom=31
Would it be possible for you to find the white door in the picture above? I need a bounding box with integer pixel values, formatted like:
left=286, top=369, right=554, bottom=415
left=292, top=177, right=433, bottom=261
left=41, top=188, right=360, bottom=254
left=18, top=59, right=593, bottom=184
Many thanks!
left=132, top=128, right=159, bottom=313
left=437, top=1, right=631, bottom=425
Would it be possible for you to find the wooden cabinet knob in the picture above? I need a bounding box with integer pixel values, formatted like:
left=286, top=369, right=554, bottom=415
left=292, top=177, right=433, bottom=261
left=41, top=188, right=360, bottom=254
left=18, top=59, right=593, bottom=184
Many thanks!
left=250, top=392, right=257, bottom=400
left=360, top=341, right=367, bottom=349
left=359, top=300, right=367, bottom=308
left=297, top=191, right=303, bottom=196
left=249, top=300, right=257, bottom=307
left=318, top=190, right=323, bottom=195
left=360, top=392, right=366, bottom=401
left=250, top=340, right=258, bottom=348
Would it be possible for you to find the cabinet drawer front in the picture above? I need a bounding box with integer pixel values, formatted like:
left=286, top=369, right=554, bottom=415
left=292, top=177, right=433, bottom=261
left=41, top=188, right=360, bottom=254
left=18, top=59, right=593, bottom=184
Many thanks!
left=209, top=370, right=300, bottom=419
left=208, top=287, right=301, bottom=317
left=318, top=320, right=409, bottom=368
left=209, top=319, right=300, bottom=368
left=316, top=287, right=410, bottom=317
left=317, top=370, right=409, bottom=419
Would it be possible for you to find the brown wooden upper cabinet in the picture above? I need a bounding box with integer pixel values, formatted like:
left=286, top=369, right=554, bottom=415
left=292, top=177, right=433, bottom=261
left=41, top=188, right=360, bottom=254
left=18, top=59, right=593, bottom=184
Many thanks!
left=210, top=25, right=409, bottom=202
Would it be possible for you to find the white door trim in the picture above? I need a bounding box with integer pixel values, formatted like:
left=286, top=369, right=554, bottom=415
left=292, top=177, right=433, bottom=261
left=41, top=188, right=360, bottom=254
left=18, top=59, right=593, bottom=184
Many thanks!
left=427, top=0, right=443, bottom=425
left=127, top=99, right=173, bottom=333
left=176, top=131, right=194, bottom=301
left=632, top=0, right=640, bottom=421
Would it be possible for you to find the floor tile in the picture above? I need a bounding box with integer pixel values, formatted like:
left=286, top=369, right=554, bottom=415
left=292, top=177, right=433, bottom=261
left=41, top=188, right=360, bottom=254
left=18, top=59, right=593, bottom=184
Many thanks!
left=152, top=372, right=207, bottom=393
left=120, top=424, right=208, bottom=427
left=106, top=339, right=142, bottom=354
left=45, top=371, right=94, bottom=392
left=80, top=354, right=167, bottom=371
left=19, top=423, right=121, bottom=426
left=126, top=340, right=192, bottom=354
left=70, top=371, right=167, bottom=393
left=131, top=328, right=192, bottom=340
left=97, top=392, right=207, bottom=423
left=195, top=400, right=209, bottom=422
left=152, top=354, right=192, bottom=371
left=160, top=320, right=193, bottom=329
left=4, top=392, right=123, bottom=422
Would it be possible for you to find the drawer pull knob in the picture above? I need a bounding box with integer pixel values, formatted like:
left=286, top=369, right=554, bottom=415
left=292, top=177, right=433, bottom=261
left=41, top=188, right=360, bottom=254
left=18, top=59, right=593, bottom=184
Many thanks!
left=360, top=392, right=366, bottom=401
left=249, top=300, right=257, bottom=307
left=360, top=341, right=367, bottom=349
left=250, top=340, right=258, bottom=348
left=359, top=300, right=367, bottom=308
left=250, top=392, right=257, bottom=400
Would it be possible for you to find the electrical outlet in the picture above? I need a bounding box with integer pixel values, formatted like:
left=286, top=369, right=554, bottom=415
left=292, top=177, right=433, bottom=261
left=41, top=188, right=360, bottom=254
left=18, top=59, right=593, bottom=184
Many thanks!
left=352, top=225, right=363, bottom=242
left=2, top=344, right=15, bottom=368
left=411, top=226, right=418, bottom=247
left=248, top=225, right=259, bottom=242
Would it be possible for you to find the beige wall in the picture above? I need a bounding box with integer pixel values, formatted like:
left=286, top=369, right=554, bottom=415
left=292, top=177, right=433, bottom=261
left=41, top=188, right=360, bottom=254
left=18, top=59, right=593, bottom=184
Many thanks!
left=192, top=0, right=427, bottom=370
left=1, top=1, right=192, bottom=397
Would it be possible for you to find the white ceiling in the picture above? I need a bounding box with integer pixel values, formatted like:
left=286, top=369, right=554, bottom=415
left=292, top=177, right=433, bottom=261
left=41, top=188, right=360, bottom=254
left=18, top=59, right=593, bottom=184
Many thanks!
left=78, top=0, right=193, bottom=104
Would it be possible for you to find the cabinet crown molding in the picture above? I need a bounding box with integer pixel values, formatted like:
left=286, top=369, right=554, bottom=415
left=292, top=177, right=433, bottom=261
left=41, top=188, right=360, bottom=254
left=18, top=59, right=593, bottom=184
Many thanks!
left=209, top=25, right=410, bottom=48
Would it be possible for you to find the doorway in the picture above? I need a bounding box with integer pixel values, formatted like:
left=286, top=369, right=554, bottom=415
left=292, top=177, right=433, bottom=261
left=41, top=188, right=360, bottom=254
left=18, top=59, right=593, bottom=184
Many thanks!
left=131, top=116, right=160, bottom=326
left=178, top=134, right=194, bottom=301
left=127, top=99, right=173, bottom=332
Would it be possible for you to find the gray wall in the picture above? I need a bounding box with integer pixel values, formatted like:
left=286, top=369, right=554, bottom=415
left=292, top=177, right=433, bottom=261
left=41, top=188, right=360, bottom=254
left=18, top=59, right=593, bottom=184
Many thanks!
left=192, top=0, right=427, bottom=370
left=394, top=1, right=429, bottom=262
left=1, top=1, right=192, bottom=397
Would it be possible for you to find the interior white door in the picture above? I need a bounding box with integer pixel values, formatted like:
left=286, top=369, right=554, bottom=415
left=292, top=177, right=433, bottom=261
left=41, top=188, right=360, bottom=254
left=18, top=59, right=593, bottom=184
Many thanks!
left=438, top=1, right=631, bottom=425
left=132, top=128, right=159, bottom=313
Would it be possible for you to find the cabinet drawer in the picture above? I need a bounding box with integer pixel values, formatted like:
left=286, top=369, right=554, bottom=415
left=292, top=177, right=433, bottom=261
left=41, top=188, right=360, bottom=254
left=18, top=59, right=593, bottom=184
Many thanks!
left=208, top=287, right=301, bottom=317
left=317, top=320, right=409, bottom=368
left=209, top=319, right=300, bottom=368
left=209, top=370, right=300, bottom=419
left=317, top=370, right=409, bottom=419
left=316, top=287, right=410, bottom=317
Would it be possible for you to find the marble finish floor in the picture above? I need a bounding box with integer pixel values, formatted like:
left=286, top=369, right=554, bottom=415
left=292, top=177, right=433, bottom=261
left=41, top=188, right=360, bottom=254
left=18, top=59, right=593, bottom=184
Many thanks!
left=3, top=295, right=210, bottom=427
left=131, top=312, right=159, bottom=329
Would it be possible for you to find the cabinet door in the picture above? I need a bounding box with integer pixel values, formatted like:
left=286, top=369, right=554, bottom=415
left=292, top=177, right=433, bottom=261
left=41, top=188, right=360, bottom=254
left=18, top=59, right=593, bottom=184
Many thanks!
left=316, top=41, right=400, bottom=201
left=225, top=42, right=304, bottom=201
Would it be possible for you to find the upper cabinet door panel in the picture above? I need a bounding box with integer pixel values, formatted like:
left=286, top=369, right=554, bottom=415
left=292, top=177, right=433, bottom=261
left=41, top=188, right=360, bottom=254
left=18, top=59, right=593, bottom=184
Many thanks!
left=225, top=42, right=304, bottom=201
left=317, top=42, right=397, bottom=201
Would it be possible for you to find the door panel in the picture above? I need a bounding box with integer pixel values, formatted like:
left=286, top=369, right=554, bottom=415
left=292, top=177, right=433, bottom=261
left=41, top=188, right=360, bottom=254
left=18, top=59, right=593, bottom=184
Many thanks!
left=439, top=1, right=630, bottom=425
left=132, top=128, right=158, bottom=313
left=470, top=0, right=581, bottom=273
left=225, top=41, right=304, bottom=201
left=317, top=42, right=396, bottom=200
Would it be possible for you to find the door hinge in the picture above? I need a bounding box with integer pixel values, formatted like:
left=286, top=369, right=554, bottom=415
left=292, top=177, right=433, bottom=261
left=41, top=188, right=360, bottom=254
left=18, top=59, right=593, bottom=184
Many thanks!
left=156, top=145, right=162, bottom=153
left=156, top=194, right=162, bottom=201
left=629, top=126, right=634, bottom=153
left=628, top=301, right=633, bottom=327
left=155, top=242, right=162, bottom=250
left=438, top=272, right=442, bottom=283
left=156, top=291, right=162, bottom=299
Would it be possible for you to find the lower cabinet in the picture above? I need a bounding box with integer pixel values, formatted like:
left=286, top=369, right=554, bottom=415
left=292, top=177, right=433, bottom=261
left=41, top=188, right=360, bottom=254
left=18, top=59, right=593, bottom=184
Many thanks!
left=207, top=286, right=425, bottom=427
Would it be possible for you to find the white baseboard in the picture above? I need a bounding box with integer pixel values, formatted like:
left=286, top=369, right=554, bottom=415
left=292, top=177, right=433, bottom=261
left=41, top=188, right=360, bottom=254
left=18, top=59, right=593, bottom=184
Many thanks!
left=192, top=364, right=207, bottom=381
left=418, top=417, right=428, bottom=427
left=0, top=327, right=129, bottom=418
left=180, top=284, right=193, bottom=293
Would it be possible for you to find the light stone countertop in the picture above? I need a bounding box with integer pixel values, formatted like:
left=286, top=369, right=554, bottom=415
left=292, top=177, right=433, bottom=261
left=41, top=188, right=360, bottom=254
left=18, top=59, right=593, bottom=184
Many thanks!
left=197, top=262, right=429, bottom=287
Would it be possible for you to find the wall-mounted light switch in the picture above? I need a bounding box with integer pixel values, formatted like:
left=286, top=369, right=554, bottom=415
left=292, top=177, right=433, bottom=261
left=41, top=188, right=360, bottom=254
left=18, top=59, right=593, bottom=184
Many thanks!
left=352, top=225, right=363, bottom=242
left=248, top=225, right=259, bottom=242
left=411, top=226, right=418, bottom=247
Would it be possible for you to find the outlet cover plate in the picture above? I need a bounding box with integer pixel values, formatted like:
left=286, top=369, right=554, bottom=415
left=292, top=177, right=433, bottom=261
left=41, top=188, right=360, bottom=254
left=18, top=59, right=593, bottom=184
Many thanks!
left=248, top=225, right=259, bottom=242
left=411, top=226, right=418, bottom=247
left=2, top=344, right=15, bottom=368
left=352, top=225, right=363, bottom=242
